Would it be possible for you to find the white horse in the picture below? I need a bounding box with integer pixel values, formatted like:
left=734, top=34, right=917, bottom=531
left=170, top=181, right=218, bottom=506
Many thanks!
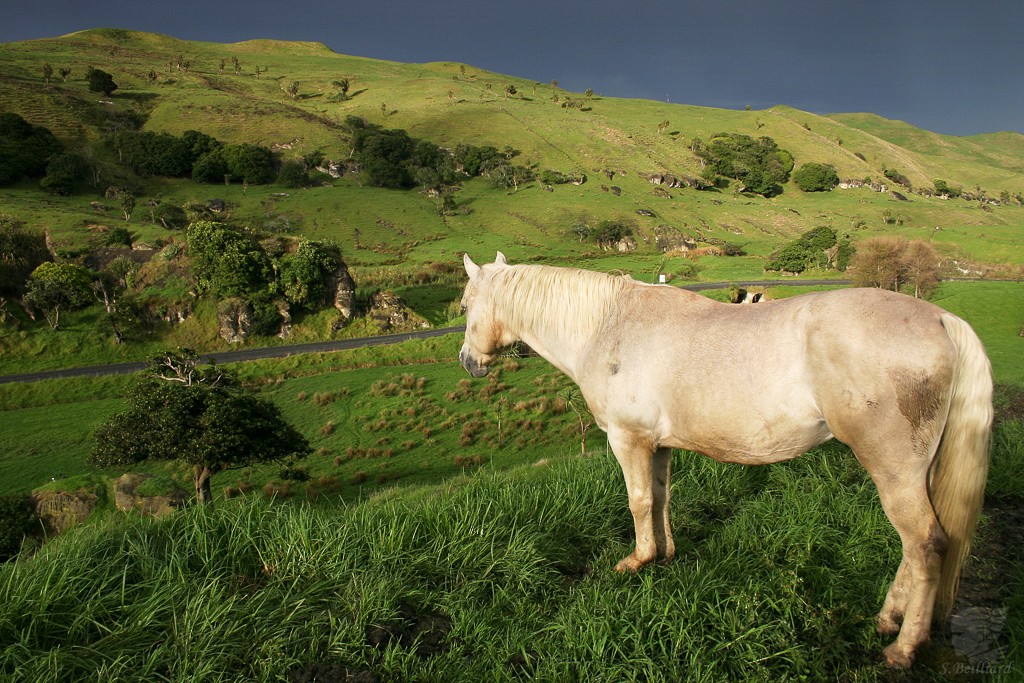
left=459, top=252, right=992, bottom=668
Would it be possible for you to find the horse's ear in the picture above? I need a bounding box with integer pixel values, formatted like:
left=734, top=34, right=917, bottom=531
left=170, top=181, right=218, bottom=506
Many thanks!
left=495, top=251, right=508, bottom=266
left=464, top=253, right=481, bottom=279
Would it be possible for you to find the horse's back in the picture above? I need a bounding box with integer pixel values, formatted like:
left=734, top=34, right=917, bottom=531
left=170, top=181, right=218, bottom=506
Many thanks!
left=581, top=285, right=958, bottom=463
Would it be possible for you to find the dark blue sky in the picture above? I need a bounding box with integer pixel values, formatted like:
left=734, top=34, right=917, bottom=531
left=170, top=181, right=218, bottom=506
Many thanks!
left=3, top=0, right=1021, bottom=136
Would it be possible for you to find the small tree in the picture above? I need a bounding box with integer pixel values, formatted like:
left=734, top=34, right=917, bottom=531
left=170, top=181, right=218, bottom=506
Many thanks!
left=90, top=350, right=310, bottom=505
left=86, top=68, right=118, bottom=97
left=42, top=63, right=53, bottom=83
left=59, top=67, right=71, bottom=82
left=903, top=240, right=941, bottom=298
left=275, top=239, right=340, bottom=310
left=39, top=152, right=87, bottom=196
left=22, top=261, right=93, bottom=329
left=849, top=236, right=908, bottom=291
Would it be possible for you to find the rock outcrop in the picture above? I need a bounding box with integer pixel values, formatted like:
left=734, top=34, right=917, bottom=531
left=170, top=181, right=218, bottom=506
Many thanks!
left=31, top=488, right=99, bottom=533
left=367, top=291, right=430, bottom=332
left=329, top=263, right=357, bottom=328
left=218, top=297, right=253, bottom=343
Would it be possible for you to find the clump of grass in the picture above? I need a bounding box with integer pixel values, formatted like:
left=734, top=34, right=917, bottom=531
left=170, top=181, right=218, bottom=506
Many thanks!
left=312, top=392, right=337, bottom=406
left=370, top=380, right=401, bottom=397
left=262, top=480, right=295, bottom=498
left=320, top=421, right=335, bottom=436
left=306, top=475, right=342, bottom=502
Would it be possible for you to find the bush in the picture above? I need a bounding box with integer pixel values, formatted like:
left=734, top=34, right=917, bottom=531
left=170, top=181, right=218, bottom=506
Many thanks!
left=39, top=152, right=87, bottom=195
left=113, top=131, right=193, bottom=177
left=86, top=67, right=117, bottom=96
left=221, top=143, right=275, bottom=184
left=192, top=149, right=229, bottom=184
left=594, top=220, right=633, bottom=247
left=152, top=203, right=188, bottom=230
left=793, top=163, right=839, bottom=192
left=765, top=226, right=838, bottom=273
left=883, top=168, right=911, bottom=189
left=0, top=495, right=36, bottom=561
left=0, top=113, right=63, bottom=185
left=933, top=179, right=961, bottom=198
left=277, top=161, right=309, bottom=188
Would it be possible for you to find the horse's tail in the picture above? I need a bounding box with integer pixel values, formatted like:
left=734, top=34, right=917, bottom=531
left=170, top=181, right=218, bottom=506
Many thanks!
left=930, top=312, right=993, bottom=620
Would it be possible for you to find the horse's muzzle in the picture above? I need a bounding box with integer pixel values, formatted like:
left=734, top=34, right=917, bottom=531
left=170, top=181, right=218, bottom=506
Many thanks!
left=459, top=348, right=490, bottom=378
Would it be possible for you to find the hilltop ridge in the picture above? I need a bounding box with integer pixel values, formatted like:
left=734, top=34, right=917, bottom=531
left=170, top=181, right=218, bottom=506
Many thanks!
left=0, top=27, right=1022, bottom=277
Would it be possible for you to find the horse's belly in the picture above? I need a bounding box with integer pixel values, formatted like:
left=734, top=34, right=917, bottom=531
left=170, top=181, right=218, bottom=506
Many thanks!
left=663, top=414, right=832, bottom=465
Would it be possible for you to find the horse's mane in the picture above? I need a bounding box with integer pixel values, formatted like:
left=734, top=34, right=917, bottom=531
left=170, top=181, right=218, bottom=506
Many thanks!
left=486, top=263, right=634, bottom=342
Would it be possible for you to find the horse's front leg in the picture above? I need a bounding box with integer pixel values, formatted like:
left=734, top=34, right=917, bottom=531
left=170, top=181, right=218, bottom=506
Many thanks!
left=609, top=428, right=674, bottom=572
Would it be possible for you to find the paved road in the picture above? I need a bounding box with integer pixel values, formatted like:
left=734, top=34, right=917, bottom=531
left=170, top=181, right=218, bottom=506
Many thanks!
left=0, top=326, right=465, bottom=385
left=0, top=279, right=849, bottom=385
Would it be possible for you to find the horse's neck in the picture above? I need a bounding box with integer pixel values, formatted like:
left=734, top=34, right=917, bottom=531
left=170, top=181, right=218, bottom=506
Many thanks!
left=496, top=266, right=627, bottom=380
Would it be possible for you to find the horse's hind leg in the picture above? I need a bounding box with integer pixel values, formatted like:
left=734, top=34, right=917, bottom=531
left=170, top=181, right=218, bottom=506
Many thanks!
left=856, top=445, right=946, bottom=668
left=608, top=429, right=674, bottom=572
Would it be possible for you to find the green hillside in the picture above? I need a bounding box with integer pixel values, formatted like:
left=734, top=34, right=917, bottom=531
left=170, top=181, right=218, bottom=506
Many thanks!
left=0, top=27, right=1022, bottom=275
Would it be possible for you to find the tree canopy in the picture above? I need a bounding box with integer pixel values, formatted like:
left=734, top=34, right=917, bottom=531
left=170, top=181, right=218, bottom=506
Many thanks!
left=86, top=68, right=118, bottom=97
left=22, top=261, right=93, bottom=329
left=693, top=133, right=793, bottom=197
left=793, top=162, right=840, bottom=192
left=765, top=226, right=851, bottom=274
left=0, top=113, right=63, bottom=186
left=90, top=350, right=310, bottom=504
left=185, top=221, right=273, bottom=298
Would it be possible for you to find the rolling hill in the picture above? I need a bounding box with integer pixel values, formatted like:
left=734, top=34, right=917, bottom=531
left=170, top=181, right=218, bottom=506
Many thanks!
left=0, top=27, right=1021, bottom=279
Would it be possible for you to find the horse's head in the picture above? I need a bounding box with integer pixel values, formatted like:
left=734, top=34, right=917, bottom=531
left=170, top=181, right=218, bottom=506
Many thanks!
left=460, top=252, right=515, bottom=378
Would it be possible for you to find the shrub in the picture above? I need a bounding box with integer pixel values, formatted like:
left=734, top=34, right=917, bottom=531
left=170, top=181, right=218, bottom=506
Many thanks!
left=277, top=161, right=309, bottom=188
left=221, top=143, right=275, bottom=184
left=883, top=168, right=912, bottom=189
left=39, top=152, right=87, bottom=195
left=86, top=68, right=117, bottom=96
left=765, top=226, right=838, bottom=274
left=152, top=203, right=188, bottom=230
left=793, top=163, right=839, bottom=192
left=593, top=220, right=633, bottom=247
left=192, top=149, right=229, bottom=184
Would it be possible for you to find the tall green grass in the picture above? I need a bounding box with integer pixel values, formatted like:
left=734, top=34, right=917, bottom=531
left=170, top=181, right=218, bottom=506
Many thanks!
left=3, top=434, right=1021, bottom=681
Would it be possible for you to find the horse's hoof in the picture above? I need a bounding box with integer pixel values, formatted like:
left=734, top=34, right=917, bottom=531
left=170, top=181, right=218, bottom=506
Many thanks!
left=883, top=643, right=914, bottom=669
left=614, top=557, right=639, bottom=573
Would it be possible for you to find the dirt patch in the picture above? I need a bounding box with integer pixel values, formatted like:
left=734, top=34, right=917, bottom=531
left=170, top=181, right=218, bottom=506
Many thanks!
left=365, top=603, right=453, bottom=658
